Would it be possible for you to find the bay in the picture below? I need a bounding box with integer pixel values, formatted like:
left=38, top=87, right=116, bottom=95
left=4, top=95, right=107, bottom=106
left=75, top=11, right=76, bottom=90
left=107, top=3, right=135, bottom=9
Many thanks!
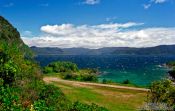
left=35, top=55, right=175, bottom=86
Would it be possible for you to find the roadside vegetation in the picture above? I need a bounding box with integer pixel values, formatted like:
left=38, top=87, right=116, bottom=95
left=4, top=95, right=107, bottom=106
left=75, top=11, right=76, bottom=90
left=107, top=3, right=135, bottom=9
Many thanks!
left=43, top=61, right=142, bottom=88
left=0, top=16, right=108, bottom=111
left=43, top=61, right=98, bottom=82
left=140, top=62, right=175, bottom=110
left=143, top=79, right=175, bottom=110
left=44, top=77, right=147, bottom=111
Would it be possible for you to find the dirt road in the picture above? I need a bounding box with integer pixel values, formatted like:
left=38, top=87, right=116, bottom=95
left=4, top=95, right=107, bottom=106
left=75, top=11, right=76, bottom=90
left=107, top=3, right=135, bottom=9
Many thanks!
left=43, top=77, right=149, bottom=92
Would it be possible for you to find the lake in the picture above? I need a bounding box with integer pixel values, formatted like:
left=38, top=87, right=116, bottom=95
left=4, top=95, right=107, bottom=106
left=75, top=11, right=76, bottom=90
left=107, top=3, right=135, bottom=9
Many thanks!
left=35, top=55, right=175, bottom=86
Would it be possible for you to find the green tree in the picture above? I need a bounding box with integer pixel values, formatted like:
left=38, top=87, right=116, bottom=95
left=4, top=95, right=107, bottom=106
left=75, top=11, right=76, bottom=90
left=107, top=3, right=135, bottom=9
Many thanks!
left=123, top=79, right=130, bottom=84
left=44, top=61, right=78, bottom=73
left=0, top=51, right=18, bottom=85
left=147, top=79, right=175, bottom=110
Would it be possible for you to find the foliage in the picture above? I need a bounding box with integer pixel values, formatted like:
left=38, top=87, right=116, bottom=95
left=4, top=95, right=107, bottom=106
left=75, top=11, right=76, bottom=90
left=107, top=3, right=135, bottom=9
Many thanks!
left=167, top=61, right=175, bottom=68
left=167, top=61, right=175, bottom=80
left=70, top=101, right=108, bottom=111
left=0, top=52, right=18, bottom=85
left=44, top=61, right=78, bottom=73
left=75, top=73, right=98, bottom=82
left=123, top=79, right=130, bottom=84
left=0, top=16, right=108, bottom=111
left=44, top=61, right=98, bottom=82
left=147, top=79, right=175, bottom=110
left=0, top=85, right=22, bottom=111
left=102, top=79, right=113, bottom=84
left=0, top=16, right=34, bottom=58
left=43, top=66, right=53, bottom=74
left=102, top=79, right=107, bottom=84
left=168, top=70, right=175, bottom=80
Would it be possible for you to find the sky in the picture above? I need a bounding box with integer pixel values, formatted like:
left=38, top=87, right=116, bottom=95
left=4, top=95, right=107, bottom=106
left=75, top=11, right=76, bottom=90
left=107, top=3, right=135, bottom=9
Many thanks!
left=0, top=0, right=175, bottom=48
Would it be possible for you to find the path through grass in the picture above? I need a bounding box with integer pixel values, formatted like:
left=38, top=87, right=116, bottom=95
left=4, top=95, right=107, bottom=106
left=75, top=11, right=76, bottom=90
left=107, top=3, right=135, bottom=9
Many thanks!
left=45, top=77, right=147, bottom=111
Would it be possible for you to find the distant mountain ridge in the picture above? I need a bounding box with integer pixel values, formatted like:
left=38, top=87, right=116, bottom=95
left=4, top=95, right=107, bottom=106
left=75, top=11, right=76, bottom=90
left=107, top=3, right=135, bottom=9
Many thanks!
left=31, top=45, right=175, bottom=55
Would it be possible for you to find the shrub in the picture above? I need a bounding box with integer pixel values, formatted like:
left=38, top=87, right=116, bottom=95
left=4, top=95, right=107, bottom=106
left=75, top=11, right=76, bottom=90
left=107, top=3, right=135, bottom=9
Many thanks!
left=70, top=101, right=108, bottom=111
left=123, top=79, right=130, bottom=84
left=38, top=84, right=71, bottom=111
left=0, top=86, right=22, bottom=111
left=79, top=74, right=98, bottom=82
left=147, top=79, right=175, bottom=110
left=43, top=66, right=53, bottom=74
left=43, top=61, right=78, bottom=74
left=168, top=70, right=175, bottom=80
left=102, top=79, right=107, bottom=84
left=0, top=51, right=18, bottom=85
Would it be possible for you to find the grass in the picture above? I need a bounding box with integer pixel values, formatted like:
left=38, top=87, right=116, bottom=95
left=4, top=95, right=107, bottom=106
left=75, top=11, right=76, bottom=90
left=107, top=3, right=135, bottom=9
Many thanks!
left=49, top=78, right=147, bottom=111
left=44, top=73, right=147, bottom=88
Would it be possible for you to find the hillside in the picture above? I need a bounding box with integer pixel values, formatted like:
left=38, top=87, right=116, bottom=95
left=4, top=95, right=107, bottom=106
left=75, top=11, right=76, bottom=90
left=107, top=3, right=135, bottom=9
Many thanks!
left=31, top=45, right=175, bottom=55
left=0, top=16, right=23, bottom=44
left=0, top=16, right=108, bottom=111
left=0, top=16, right=32, bottom=57
left=31, top=46, right=63, bottom=55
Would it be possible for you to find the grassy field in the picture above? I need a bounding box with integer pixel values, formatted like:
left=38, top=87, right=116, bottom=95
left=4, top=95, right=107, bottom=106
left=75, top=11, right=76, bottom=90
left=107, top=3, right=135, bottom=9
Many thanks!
left=45, top=76, right=147, bottom=111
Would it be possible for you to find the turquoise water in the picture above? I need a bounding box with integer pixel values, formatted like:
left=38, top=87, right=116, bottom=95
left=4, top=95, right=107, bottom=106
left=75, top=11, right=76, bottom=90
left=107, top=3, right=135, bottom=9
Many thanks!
left=98, top=65, right=169, bottom=86
left=36, top=55, right=175, bottom=86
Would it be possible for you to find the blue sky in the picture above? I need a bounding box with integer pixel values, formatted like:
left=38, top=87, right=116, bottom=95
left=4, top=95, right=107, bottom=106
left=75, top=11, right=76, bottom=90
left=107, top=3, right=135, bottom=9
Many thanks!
left=0, top=0, right=175, bottom=48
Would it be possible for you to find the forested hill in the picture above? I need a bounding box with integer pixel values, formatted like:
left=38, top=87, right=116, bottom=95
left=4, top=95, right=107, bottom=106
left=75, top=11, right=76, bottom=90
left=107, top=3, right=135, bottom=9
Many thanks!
left=0, top=16, right=25, bottom=46
left=31, top=45, right=175, bottom=55
left=112, top=45, right=175, bottom=55
left=0, top=16, right=32, bottom=56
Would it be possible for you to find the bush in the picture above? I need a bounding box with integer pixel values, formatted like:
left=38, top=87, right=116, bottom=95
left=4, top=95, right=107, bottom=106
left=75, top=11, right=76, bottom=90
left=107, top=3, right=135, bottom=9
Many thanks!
left=43, top=66, right=53, bottom=74
left=70, top=101, right=108, bottom=111
left=43, top=61, right=78, bottom=74
left=147, top=79, right=175, bottom=110
left=102, top=79, right=107, bottom=84
left=168, top=70, right=175, bottom=80
left=63, top=73, right=78, bottom=80
left=167, top=61, right=175, bottom=67
left=38, top=84, right=71, bottom=111
left=123, top=79, right=130, bottom=84
left=79, top=74, right=98, bottom=82
left=0, top=86, right=22, bottom=111
left=0, top=51, right=18, bottom=85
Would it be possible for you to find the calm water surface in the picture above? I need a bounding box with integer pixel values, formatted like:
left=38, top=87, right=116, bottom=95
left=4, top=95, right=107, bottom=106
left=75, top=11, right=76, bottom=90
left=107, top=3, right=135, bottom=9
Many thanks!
left=36, top=55, right=175, bottom=86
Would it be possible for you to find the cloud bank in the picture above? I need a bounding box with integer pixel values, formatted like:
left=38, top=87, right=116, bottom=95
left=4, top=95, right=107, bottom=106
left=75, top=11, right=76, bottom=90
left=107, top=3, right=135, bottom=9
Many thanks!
left=22, top=22, right=175, bottom=49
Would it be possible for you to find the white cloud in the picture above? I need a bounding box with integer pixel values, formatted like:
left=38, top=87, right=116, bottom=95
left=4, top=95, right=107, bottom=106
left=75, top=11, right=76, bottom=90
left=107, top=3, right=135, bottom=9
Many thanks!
left=22, top=23, right=175, bottom=49
left=143, top=0, right=168, bottom=9
left=83, top=0, right=100, bottom=5
left=40, top=22, right=143, bottom=36
left=151, top=0, right=167, bottom=4
left=143, top=4, right=151, bottom=9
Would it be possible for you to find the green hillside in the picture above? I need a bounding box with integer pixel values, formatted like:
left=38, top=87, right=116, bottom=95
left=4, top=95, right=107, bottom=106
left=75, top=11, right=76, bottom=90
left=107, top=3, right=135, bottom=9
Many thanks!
left=0, top=16, right=108, bottom=111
